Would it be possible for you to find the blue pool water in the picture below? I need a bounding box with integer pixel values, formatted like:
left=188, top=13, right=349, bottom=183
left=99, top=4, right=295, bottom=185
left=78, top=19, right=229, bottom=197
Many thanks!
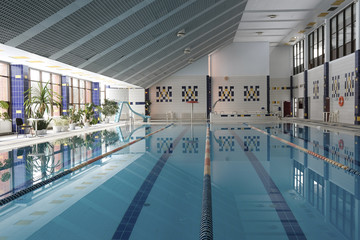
left=0, top=122, right=359, bottom=239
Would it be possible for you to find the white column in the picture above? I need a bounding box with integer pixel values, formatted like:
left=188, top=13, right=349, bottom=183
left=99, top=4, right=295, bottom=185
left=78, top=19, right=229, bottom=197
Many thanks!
left=356, top=0, right=360, bottom=50
left=324, top=19, right=331, bottom=63
left=304, top=35, right=309, bottom=71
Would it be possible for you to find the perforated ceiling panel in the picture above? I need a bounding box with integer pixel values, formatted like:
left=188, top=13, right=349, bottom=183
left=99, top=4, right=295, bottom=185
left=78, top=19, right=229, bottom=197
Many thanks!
left=0, top=0, right=75, bottom=43
left=0, top=0, right=247, bottom=88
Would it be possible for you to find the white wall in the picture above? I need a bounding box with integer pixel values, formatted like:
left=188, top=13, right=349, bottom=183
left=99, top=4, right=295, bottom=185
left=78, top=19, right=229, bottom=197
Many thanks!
left=106, top=88, right=129, bottom=102
left=210, top=42, right=269, bottom=76
left=149, top=42, right=295, bottom=120
left=212, top=76, right=267, bottom=113
left=172, top=55, right=208, bottom=76
left=308, top=65, right=324, bottom=121
left=129, top=88, right=145, bottom=119
left=329, top=53, right=355, bottom=124
left=150, top=75, right=207, bottom=120
left=269, top=46, right=292, bottom=78
left=269, top=46, right=292, bottom=115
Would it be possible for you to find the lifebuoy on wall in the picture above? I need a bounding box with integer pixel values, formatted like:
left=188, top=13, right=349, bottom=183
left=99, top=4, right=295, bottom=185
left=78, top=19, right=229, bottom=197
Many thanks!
left=339, top=96, right=344, bottom=106
left=338, top=139, right=344, bottom=150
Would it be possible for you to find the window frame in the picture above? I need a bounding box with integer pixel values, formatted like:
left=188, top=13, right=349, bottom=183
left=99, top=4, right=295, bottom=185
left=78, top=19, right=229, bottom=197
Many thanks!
left=330, top=3, right=356, bottom=61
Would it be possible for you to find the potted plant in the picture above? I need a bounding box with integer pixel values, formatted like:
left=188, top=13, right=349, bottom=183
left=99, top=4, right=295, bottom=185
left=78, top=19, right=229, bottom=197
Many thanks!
left=60, top=116, right=69, bottom=132
left=24, top=81, right=62, bottom=133
left=102, top=99, right=118, bottom=123
left=52, top=118, right=63, bottom=133
left=83, top=103, right=95, bottom=128
left=68, top=107, right=83, bottom=130
left=0, top=100, right=12, bottom=134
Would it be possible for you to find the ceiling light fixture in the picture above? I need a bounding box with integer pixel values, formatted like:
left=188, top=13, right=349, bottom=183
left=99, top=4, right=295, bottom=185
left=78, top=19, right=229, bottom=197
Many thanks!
left=177, top=29, right=186, bottom=37
left=256, top=32, right=263, bottom=35
left=268, top=15, right=277, bottom=19
left=184, top=47, right=191, bottom=54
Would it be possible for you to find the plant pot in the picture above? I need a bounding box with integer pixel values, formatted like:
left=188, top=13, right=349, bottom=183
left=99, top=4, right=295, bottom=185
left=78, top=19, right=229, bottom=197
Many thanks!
left=53, top=125, right=62, bottom=133
left=105, top=118, right=110, bottom=124
left=69, top=123, right=76, bottom=130
left=0, top=119, right=12, bottom=134
left=37, top=129, right=47, bottom=135
left=84, top=122, right=90, bottom=128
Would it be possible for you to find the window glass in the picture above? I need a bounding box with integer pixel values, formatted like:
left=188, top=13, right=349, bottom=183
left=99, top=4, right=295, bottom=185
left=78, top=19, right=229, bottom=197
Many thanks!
left=0, top=77, right=9, bottom=101
left=42, top=72, right=51, bottom=84
left=30, top=69, right=40, bottom=81
left=0, top=62, right=8, bottom=76
left=52, top=74, right=61, bottom=117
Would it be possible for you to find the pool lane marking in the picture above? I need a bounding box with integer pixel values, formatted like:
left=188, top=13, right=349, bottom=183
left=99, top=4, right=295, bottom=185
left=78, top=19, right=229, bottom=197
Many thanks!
left=248, top=124, right=360, bottom=176
left=200, top=124, right=213, bottom=240
left=0, top=123, right=175, bottom=207
left=112, top=126, right=189, bottom=240
left=281, top=130, right=359, bottom=167
left=230, top=130, right=307, bottom=239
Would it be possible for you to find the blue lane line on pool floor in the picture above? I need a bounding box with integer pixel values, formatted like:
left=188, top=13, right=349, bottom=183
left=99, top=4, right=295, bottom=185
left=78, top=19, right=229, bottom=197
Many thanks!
left=230, top=130, right=307, bottom=240
left=112, top=126, right=189, bottom=240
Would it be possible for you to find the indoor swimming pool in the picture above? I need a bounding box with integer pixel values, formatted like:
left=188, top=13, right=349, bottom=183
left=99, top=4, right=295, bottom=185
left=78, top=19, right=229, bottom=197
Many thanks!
left=0, top=122, right=359, bottom=240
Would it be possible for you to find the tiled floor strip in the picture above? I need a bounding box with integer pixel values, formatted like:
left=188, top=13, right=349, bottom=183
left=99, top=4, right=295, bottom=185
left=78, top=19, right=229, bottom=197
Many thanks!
left=111, top=126, right=189, bottom=240
left=0, top=123, right=174, bottom=206
left=230, top=130, right=307, bottom=240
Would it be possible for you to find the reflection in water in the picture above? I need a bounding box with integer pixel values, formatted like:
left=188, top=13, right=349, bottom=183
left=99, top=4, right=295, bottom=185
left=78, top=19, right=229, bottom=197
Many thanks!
left=0, top=129, right=119, bottom=201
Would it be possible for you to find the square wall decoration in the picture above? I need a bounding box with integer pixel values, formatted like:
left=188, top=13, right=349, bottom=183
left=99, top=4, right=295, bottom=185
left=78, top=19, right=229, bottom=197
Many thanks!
left=182, top=86, right=198, bottom=102
left=345, top=72, right=354, bottom=97
left=313, top=80, right=319, bottom=99
left=218, top=86, right=234, bottom=102
left=331, top=76, right=340, bottom=98
left=244, top=86, right=260, bottom=101
left=156, top=86, right=172, bottom=102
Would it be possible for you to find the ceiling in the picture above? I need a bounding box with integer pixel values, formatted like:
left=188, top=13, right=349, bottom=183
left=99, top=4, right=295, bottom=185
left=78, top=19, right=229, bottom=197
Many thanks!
left=235, top=0, right=353, bottom=46
left=0, top=0, right=353, bottom=88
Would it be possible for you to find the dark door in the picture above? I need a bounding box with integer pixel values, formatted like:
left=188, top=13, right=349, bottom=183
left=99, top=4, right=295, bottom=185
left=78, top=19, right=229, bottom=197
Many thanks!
left=324, top=97, right=330, bottom=121
left=283, top=101, right=291, bottom=117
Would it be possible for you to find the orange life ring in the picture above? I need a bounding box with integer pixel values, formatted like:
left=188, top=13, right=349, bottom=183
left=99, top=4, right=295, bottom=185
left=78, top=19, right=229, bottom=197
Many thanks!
left=338, top=139, right=344, bottom=150
left=338, top=96, right=344, bottom=107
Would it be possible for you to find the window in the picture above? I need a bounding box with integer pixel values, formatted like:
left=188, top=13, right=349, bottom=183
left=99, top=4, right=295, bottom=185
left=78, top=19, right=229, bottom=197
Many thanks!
left=72, top=78, right=80, bottom=110
left=0, top=62, right=10, bottom=119
left=100, top=84, right=106, bottom=105
left=52, top=74, right=61, bottom=117
left=330, top=3, right=356, bottom=60
left=29, top=69, right=62, bottom=117
left=308, top=25, right=324, bottom=69
left=293, top=39, right=304, bottom=75
left=85, top=81, right=92, bottom=104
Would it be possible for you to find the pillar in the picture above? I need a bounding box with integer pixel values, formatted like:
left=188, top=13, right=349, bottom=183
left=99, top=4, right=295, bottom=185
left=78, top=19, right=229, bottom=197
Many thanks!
left=206, top=75, right=211, bottom=119
left=267, top=75, right=270, bottom=114
left=290, top=76, right=293, bottom=116
left=10, top=65, right=29, bottom=132
left=304, top=70, right=309, bottom=119
left=92, top=82, right=100, bottom=122
left=355, top=0, right=360, bottom=124
left=61, top=76, right=70, bottom=116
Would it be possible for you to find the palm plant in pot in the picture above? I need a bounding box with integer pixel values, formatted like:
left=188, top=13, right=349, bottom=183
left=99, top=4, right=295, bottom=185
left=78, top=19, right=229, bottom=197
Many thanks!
left=83, top=103, right=95, bottom=128
left=68, top=107, right=83, bottom=130
left=102, top=99, right=118, bottom=123
left=24, top=81, right=61, bottom=134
